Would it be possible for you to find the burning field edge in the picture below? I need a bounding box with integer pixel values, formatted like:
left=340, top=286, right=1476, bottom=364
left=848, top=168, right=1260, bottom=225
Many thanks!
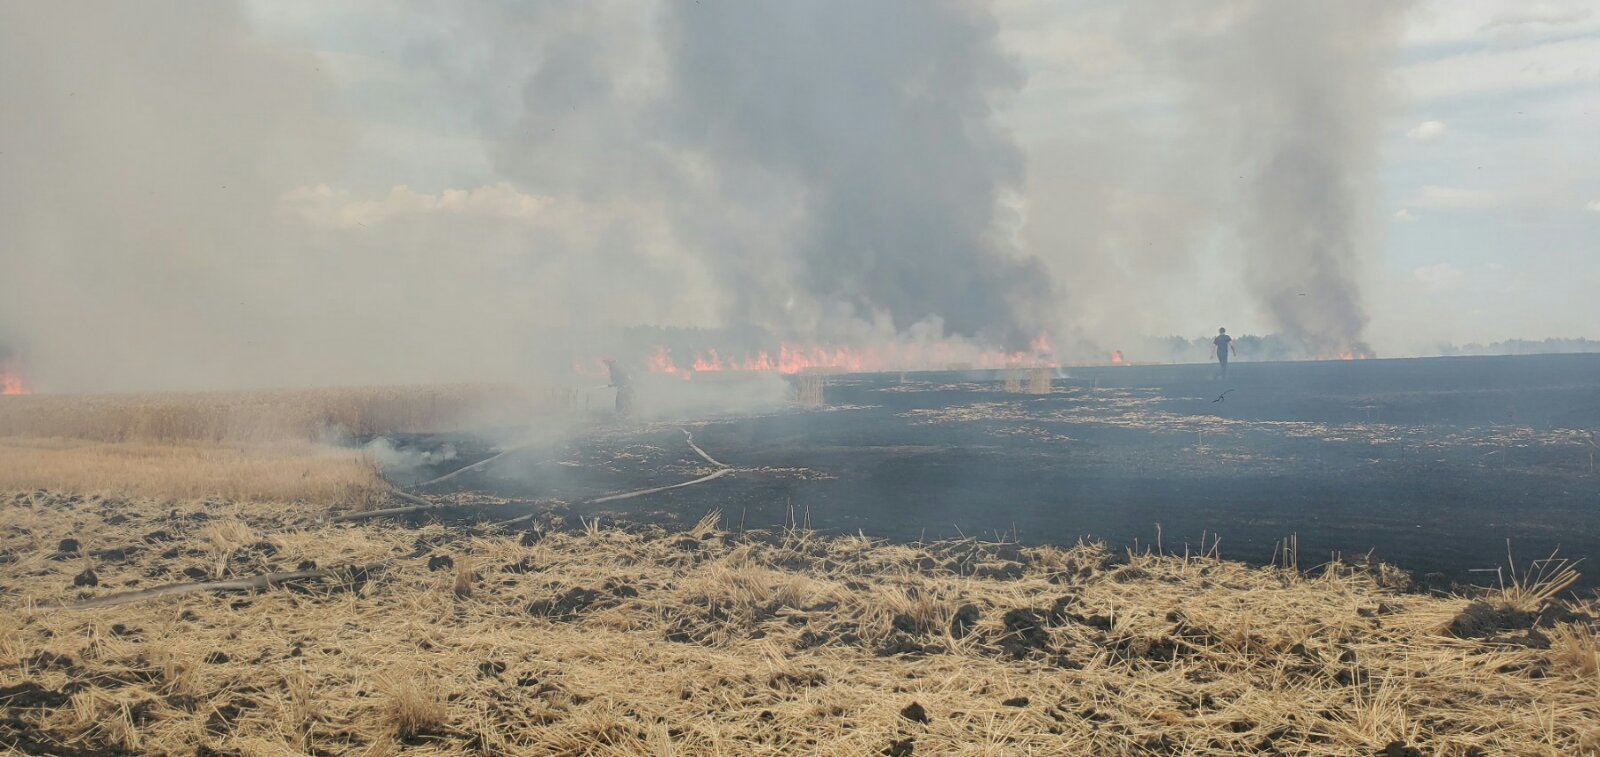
left=2, top=490, right=1598, bottom=756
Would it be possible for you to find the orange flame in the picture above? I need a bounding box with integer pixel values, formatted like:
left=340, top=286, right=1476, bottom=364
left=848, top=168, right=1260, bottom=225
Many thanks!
left=634, top=332, right=1057, bottom=378
left=648, top=347, right=692, bottom=380
left=1031, top=331, right=1053, bottom=355
left=0, top=361, right=29, bottom=395
left=1110, top=350, right=1124, bottom=365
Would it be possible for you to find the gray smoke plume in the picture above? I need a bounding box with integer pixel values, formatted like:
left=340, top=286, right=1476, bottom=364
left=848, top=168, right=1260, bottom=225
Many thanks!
left=485, top=1, right=1053, bottom=349
left=1167, top=1, right=1409, bottom=357
left=655, top=1, right=1052, bottom=346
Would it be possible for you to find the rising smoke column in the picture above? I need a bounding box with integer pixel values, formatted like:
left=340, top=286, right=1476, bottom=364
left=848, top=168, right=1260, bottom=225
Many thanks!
left=1176, top=1, right=1409, bottom=357
left=656, top=0, right=1053, bottom=347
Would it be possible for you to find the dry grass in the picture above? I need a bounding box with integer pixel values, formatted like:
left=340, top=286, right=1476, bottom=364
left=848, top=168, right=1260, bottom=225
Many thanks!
left=379, top=671, right=450, bottom=742
left=1479, top=546, right=1583, bottom=613
left=3, top=491, right=1597, bottom=755
left=0, top=383, right=574, bottom=507
left=0, top=437, right=390, bottom=507
left=1550, top=623, right=1600, bottom=679
left=0, top=383, right=557, bottom=443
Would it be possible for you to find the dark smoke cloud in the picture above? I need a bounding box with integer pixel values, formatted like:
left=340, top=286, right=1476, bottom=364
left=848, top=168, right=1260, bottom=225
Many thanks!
left=483, top=1, right=1053, bottom=348
left=655, top=1, right=1052, bottom=346
left=1162, top=0, right=1410, bottom=356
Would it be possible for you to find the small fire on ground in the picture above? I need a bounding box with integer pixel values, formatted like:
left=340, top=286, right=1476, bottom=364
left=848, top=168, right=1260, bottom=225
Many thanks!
left=0, top=360, right=28, bottom=395
left=634, top=333, right=1056, bottom=379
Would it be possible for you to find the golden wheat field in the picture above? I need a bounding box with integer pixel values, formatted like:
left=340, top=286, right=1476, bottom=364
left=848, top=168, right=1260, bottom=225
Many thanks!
left=1, top=388, right=1598, bottom=755
left=0, top=384, right=564, bottom=507
left=0, top=384, right=554, bottom=443
left=0, top=438, right=391, bottom=508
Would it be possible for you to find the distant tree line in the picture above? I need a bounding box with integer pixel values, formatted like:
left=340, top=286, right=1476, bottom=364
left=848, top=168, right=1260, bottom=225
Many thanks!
left=1123, top=334, right=1600, bottom=363
left=1131, top=333, right=1308, bottom=362
left=1436, top=337, right=1600, bottom=356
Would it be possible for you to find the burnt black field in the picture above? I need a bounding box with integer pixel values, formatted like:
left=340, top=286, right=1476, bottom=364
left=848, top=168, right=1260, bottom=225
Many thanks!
left=401, top=353, right=1600, bottom=589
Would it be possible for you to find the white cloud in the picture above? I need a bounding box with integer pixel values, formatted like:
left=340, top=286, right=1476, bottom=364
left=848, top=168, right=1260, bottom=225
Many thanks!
left=1393, top=208, right=1418, bottom=222
left=1413, top=263, right=1465, bottom=291
left=1406, top=120, right=1448, bottom=142
left=1586, top=199, right=1600, bottom=213
left=1485, top=3, right=1593, bottom=30
left=1406, top=185, right=1504, bottom=209
left=281, top=183, right=571, bottom=228
left=1397, top=35, right=1600, bottom=101
left=1406, top=0, right=1600, bottom=46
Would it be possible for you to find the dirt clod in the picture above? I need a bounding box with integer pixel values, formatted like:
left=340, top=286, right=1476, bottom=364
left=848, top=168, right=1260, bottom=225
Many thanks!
left=1448, top=601, right=1542, bottom=640
left=0, top=682, right=71, bottom=709
left=528, top=587, right=603, bottom=620
left=769, top=670, right=826, bottom=689
left=950, top=604, right=980, bottom=639
left=998, top=609, right=1052, bottom=658
left=900, top=702, right=930, bottom=724
left=1379, top=741, right=1422, bottom=757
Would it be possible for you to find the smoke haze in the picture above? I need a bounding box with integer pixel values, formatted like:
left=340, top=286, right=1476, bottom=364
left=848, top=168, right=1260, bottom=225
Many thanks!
left=659, top=1, right=1051, bottom=346
left=3, top=1, right=1516, bottom=393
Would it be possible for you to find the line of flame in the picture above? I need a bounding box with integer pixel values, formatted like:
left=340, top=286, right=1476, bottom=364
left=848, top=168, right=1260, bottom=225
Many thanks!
left=643, top=338, right=1056, bottom=377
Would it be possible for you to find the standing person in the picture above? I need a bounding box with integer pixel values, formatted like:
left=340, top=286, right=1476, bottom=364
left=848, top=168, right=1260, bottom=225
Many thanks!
left=602, top=359, right=635, bottom=417
left=1211, top=327, right=1235, bottom=379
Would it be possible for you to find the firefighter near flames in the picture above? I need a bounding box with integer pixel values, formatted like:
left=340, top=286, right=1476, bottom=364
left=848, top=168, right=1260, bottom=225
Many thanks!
left=602, top=358, right=635, bottom=417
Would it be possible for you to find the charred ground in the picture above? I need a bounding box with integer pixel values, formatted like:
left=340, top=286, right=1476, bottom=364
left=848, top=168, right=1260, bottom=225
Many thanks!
left=408, top=353, right=1600, bottom=590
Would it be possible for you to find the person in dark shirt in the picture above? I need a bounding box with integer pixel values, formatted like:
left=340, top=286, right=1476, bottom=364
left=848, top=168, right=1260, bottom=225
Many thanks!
left=1211, top=327, right=1235, bottom=378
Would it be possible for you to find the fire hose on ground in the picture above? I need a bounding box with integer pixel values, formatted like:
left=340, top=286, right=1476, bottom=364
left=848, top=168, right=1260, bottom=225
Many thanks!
left=55, top=430, right=733, bottom=609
